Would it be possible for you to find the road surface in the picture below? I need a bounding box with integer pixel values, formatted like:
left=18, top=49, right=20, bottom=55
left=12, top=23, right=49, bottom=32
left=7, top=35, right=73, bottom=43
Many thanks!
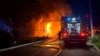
left=0, top=37, right=100, bottom=56
left=59, top=44, right=100, bottom=56
left=0, top=43, right=59, bottom=56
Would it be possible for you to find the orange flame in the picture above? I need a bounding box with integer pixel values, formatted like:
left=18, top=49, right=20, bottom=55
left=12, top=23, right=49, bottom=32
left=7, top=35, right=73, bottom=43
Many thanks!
left=45, top=22, right=52, bottom=36
left=19, top=0, right=72, bottom=38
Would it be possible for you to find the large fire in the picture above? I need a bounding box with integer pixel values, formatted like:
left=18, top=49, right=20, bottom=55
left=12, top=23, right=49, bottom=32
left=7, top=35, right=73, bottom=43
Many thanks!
left=27, top=12, right=67, bottom=37
left=17, top=0, right=72, bottom=39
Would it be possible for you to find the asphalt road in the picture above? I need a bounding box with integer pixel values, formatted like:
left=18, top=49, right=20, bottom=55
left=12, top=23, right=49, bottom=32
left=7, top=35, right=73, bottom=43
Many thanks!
left=59, top=44, right=100, bottom=56
left=0, top=44, right=59, bottom=56
left=0, top=38, right=100, bottom=56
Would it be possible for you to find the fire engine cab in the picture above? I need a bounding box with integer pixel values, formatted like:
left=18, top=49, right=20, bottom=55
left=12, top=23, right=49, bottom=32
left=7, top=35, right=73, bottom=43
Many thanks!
left=61, top=16, right=89, bottom=44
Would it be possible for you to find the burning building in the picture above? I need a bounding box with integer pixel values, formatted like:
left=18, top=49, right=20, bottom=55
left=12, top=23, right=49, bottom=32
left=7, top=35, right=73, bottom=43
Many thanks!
left=16, top=0, right=72, bottom=40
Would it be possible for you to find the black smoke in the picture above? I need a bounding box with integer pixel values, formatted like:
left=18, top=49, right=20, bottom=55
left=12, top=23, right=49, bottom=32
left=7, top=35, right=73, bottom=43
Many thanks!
left=0, top=0, right=71, bottom=27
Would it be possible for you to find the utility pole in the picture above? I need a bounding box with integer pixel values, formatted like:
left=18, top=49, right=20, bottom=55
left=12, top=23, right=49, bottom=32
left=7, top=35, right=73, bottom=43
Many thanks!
left=89, top=0, right=94, bottom=37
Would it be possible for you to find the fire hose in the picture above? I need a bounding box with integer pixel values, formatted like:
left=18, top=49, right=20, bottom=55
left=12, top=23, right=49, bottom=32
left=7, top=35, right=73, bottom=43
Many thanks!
left=33, top=44, right=62, bottom=56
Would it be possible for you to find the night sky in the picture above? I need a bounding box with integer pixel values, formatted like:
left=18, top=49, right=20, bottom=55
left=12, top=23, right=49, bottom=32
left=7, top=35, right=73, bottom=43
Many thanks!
left=0, top=0, right=100, bottom=27
left=92, top=0, right=100, bottom=27
left=67, top=0, right=100, bottom=27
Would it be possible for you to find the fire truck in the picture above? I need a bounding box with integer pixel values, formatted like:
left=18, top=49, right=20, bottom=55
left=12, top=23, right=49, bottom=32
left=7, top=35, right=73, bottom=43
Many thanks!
left=60, top=16, right=89, bottom=44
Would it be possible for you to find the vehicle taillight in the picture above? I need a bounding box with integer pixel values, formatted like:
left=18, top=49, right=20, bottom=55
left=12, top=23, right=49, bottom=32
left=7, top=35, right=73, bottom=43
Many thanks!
left=63, top=33, right=68, bottom=37
left=80, top=33, right=85, bottom=37
left=80, top=32, right=88, bottom=37
left=62, top=32, right=68, bottom=38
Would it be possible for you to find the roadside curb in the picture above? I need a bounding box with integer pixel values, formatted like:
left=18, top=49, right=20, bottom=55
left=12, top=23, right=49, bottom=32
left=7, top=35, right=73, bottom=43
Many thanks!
left=0, top=40, right=43, bottom=52
left=92, top=43, right=100, bottom=52
left=87, top=42, right=100, bottom=52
